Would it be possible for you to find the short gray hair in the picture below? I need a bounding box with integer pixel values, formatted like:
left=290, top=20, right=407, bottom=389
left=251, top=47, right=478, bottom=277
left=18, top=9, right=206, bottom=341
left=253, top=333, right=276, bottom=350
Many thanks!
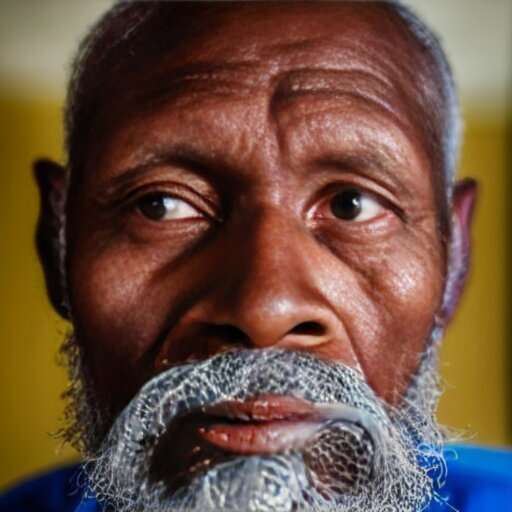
left=392, top=1, right=461, bottom=190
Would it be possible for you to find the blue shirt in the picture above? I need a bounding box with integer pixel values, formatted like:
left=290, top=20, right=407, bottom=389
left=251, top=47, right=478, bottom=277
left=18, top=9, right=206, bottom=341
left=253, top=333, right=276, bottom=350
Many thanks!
left=1, top=445, right=510, bottom=511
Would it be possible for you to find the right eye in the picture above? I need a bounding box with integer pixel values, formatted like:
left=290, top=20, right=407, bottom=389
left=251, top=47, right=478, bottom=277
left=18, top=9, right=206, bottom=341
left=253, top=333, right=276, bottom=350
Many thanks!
left=137, top=193, right=204, bottom=221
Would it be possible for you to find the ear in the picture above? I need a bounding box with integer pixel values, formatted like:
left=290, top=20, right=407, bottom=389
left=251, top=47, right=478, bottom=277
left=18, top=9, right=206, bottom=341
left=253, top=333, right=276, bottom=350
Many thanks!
left=440, top=178, right=478, bottom=326
left=34, top=159, right=70, bottom=319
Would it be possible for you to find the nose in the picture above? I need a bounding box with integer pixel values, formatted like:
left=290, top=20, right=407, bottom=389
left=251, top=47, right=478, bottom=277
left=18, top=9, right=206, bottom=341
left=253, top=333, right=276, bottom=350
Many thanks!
left=178, top=207, right=350, bottom=357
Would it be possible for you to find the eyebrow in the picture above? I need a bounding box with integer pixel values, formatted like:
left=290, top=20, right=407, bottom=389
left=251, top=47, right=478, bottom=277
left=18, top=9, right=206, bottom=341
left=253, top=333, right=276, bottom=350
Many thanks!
left=311, top=151, right=412, bottom=199
left=104, top=142, right=412, bottom=207
left=102, top=145, right=238, bottom=197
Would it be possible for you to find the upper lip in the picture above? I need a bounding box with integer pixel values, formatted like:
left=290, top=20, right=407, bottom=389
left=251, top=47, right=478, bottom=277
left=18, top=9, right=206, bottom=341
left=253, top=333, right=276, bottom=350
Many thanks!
left=201, top=394, right=321, bottom=423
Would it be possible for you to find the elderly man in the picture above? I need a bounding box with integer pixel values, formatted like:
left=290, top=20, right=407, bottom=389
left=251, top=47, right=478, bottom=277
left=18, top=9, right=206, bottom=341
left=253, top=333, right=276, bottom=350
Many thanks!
left=1, top=2, right=511, bottom=511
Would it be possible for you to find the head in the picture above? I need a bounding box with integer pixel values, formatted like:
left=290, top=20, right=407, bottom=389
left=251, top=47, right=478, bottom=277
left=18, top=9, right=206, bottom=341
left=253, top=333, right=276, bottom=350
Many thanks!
left=35, top=1, right=477, bottom=510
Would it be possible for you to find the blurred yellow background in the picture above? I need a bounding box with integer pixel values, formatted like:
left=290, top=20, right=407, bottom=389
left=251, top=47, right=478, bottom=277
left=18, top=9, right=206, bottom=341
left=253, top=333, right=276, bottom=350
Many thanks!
left=1, top=0, right=510, bottom=491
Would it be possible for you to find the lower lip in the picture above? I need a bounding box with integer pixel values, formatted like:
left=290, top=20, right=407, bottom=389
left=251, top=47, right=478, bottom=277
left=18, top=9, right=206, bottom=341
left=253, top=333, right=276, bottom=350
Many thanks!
left=200, top=419, right=321, bottom=455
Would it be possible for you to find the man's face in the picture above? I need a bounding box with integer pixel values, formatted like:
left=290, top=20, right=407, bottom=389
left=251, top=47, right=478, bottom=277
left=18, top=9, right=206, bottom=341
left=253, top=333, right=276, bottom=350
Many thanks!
left=58, top=2, right=451, bottom=510
left=67, top=1, right=444, bottom=415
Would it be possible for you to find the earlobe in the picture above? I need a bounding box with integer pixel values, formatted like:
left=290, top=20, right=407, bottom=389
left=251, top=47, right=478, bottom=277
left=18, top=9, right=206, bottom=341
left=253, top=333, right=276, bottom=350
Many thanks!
left=440, top=178, right=478, bottom=326
left=34, top=159, right=70, bottom=319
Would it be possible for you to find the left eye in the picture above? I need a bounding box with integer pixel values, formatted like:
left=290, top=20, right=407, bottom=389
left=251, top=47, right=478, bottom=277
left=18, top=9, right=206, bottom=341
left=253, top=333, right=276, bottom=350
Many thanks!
left=329, top=187, right=384, bottom=222
left=137, top=193, right=203, bottom=221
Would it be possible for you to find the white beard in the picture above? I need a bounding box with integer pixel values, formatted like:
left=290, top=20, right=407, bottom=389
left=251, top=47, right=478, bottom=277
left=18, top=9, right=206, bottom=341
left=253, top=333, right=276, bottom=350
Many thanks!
left=63, top=344, right=447, bottom=512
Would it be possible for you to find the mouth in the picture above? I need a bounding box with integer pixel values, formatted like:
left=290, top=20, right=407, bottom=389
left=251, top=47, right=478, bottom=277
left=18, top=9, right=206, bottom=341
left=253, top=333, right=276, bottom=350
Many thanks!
left=149, top=395, right=328, bottom=491
left=198, top=395, right=323, bottom=455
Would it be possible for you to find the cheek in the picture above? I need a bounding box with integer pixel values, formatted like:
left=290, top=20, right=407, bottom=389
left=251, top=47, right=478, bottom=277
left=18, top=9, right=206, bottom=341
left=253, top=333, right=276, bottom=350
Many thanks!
left=67, top=241, right=168, bottom=411
left=319, top=222, right=445, bottom=403
left=70, top=248, right=148, bottom=353
left=364, top=239, right=445, bottom=401
left=66, top=220, right=203, bottom=360
left=382, top=246, right=443, bottom=339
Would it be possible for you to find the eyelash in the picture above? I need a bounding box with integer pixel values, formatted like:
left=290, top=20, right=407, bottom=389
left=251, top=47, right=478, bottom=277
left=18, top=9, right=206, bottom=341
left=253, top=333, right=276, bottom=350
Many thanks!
left=310, top=183, right=404, bottom=223
left=124, top=183, right=218, bottom=222
left=115, top=180, right=404, bottom=234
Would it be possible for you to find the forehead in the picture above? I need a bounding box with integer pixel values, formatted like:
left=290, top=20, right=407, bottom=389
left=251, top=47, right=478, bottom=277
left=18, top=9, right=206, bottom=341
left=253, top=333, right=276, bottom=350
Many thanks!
left=104, top=2, right=424, bottom=118
left=84, top=2, right=434, bottom=193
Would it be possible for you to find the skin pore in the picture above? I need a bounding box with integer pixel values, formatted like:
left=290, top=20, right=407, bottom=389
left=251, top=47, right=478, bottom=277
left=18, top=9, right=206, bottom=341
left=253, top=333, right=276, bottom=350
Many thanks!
left=36, top=3, right=477, bottom=483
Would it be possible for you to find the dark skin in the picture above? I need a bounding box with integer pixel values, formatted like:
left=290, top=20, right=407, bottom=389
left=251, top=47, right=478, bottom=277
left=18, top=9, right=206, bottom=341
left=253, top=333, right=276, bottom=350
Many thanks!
left=36, top=3, right=477, bottom=436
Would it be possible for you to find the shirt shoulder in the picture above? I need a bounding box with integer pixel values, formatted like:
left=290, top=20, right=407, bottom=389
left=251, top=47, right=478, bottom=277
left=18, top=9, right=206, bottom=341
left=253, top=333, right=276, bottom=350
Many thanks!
left=430, top=444, right=512, bottom=512
left=2, top=447, right=510, bottom=511
left=0, top=465, right=97, bottom=512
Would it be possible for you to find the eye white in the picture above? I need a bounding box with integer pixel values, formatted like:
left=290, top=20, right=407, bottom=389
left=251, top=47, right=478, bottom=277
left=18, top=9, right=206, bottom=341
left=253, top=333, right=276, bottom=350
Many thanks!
left=160, top=196, right=200, bottom=220
left=354, top=195, right=384, bottom=222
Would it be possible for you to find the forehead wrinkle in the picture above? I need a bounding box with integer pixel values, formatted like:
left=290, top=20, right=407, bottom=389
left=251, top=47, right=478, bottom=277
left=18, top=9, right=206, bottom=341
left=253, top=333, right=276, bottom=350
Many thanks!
left=270, top=68, right=411, bottom=131
left=264, top=31, right=416, bottom=90
left=120, top=59, right=265, bottom=113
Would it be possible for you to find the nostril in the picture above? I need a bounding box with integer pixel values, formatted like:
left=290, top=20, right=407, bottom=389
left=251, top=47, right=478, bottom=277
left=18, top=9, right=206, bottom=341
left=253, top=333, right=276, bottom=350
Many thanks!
left=206, top=324, right=249, bottom=344
left=288, top=321, right=327, bottom=337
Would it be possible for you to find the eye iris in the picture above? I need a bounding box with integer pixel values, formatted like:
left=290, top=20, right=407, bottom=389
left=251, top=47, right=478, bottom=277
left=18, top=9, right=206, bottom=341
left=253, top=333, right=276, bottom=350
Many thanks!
left=139, top=193, right=172, bottom=221
left=330, top=189, right=362, bottom=220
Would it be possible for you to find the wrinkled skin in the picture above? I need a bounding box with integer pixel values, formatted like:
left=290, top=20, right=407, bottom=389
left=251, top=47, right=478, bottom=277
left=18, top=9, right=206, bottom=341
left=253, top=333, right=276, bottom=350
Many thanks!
left=35, top=0, right=476, bottom=488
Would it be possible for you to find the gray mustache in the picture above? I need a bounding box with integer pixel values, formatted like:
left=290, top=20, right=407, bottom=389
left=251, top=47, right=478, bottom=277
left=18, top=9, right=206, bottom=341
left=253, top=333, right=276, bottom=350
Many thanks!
left=107, top=348, right=389, bottom=451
